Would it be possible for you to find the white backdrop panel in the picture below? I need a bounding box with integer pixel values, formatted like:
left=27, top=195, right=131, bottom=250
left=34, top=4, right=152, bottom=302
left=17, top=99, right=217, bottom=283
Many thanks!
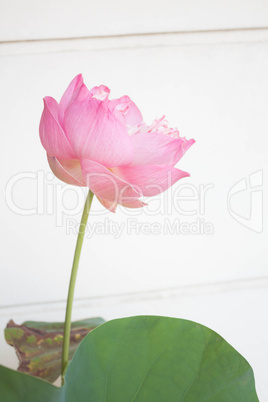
left=0, top=31, right=267, bottom=307
left=0, top=0, right=268, bottom=41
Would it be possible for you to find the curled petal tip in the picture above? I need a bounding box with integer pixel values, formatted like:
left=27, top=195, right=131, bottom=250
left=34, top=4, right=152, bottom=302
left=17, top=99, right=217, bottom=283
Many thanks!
left=43, top=96, right=56, bottom=106
left=74, top=74, right=84, bottom=86
left=73, top=73, right=84, bottom=83
left=182, top=171, right=191, bottom=178
left=97, top=196, right=117, bottom=212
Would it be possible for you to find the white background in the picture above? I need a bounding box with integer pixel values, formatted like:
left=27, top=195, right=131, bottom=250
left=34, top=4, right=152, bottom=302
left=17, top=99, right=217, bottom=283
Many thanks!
left=0, top=1, right=268, bottom=399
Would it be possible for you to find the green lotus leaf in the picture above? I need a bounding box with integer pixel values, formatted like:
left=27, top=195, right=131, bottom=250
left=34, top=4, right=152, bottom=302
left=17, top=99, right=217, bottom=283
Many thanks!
left=4, top=317, right=105, bottom=383
left=0, top=316, right=258, bottom=401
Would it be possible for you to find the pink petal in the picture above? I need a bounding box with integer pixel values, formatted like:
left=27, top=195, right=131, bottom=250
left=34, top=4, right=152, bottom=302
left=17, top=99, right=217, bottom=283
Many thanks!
left=39, top=97, right=76, bottom=159
left=97, top=197, right=117, bottom=213
left=58, top=74, right=91, bottom=126
left=96, top=196, right=145, bottom=212
left=89, top=85, right=110, bottom=101
left=119, top=199, right=147, bottom=208
left=109, top=95, right=143, bottom=126
left=81, top=159, right=142, bottom=204
left=47, top=154, right=85, bottom=186
left=130, top=133, right=195, bottom=166
left=112, top=165, right=190, bottom=197
left=64, top=99, right=133, bottom=167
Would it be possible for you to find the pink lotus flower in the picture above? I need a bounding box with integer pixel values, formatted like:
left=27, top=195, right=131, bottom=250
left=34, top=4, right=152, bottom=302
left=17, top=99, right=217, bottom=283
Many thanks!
left=39, top=75, right=195, bottom=212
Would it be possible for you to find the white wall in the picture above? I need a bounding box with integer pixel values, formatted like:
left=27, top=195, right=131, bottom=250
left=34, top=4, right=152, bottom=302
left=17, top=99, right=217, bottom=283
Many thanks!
left=0, top=1, right=267, bottom=399
left=1, top=0, right=268, bottom=41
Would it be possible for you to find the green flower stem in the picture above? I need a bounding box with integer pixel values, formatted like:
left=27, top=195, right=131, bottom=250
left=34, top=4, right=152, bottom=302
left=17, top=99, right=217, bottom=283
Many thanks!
left=61, top=189, right=94, bottom=384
